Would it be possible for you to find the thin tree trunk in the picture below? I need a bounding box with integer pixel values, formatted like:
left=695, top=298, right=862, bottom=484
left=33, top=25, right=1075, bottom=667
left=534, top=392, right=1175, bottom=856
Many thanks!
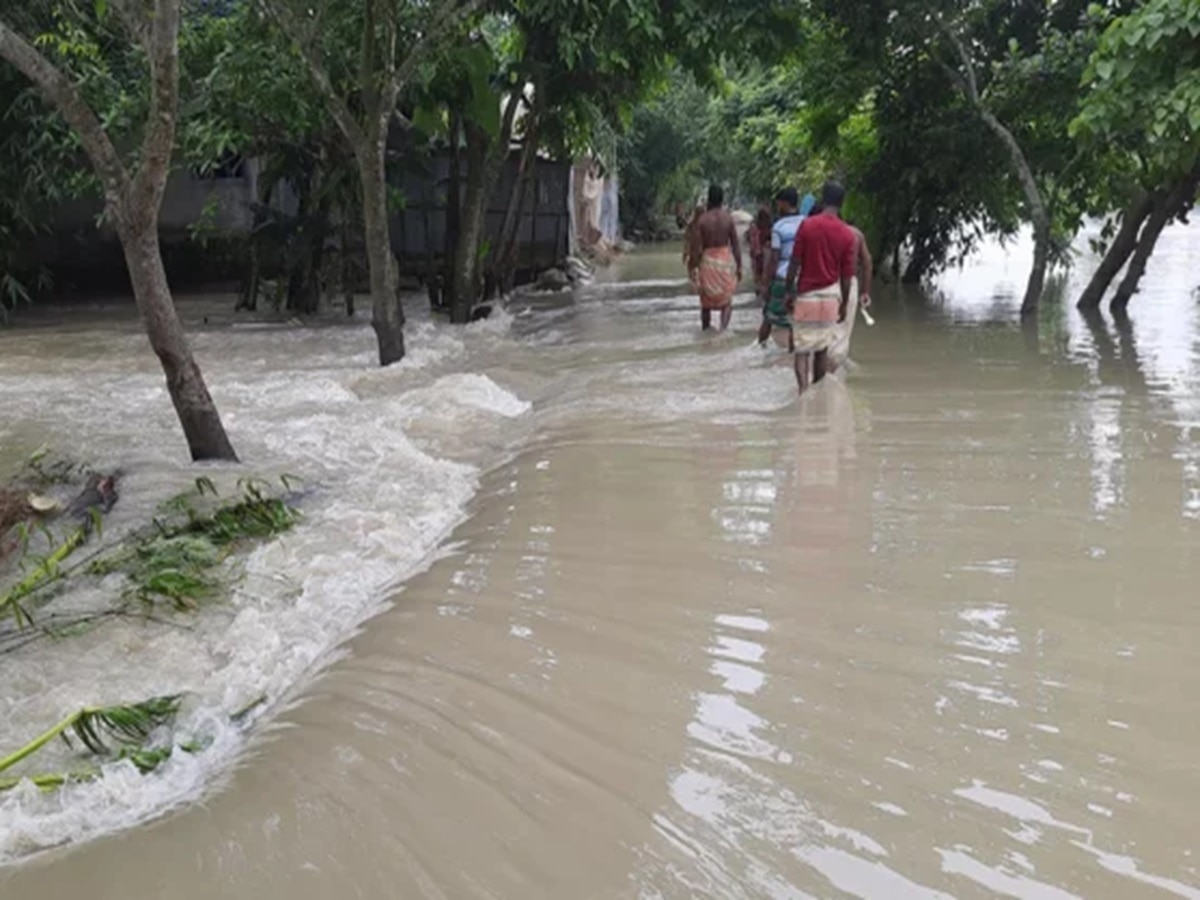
left=1111, top=172, right=1200, bottom=311
left=238, top=172, right=274, bottom=311
left=497, top=161, right=533, bottom=294
left=1076, top=190, right=1154, bottom=310
left=118, top=219, right=239, bottom=461
left=340, top=213, right=356, bottom=317
left=495, top=92, right=539, bottom=293
left=449, top=126, right=489, bottom=324
left=239, top=228, right=261, bottom=311
left=358, top=139, right=405, bottom=364
left=443, top=113, right=462, bottom=304
left=496, top=114, right=539, bottom=293
left=902, top=240, right=934, bottom=283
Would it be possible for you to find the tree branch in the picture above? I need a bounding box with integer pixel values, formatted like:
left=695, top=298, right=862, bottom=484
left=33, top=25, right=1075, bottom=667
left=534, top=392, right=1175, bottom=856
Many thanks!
left=934, top=15, right=980, bottom=106
left=927, top=12, right=1051, bottom=249
left=259, top=0, right=367, bottom=150
left=129, top=0, right=182, bottom=226
left=384, top=0, right=483, bottom=103
left=0, top=18, right=131, bottom=211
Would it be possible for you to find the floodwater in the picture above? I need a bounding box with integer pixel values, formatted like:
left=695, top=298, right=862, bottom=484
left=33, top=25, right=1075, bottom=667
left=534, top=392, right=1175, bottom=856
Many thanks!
left=2, top=219, right=1200, bottom=898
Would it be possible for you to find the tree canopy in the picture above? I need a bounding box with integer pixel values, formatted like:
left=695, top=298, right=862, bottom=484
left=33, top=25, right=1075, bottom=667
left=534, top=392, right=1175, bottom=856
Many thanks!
left=1, top=0, right=1197, bottom=328
left=618, top=0, right=1197, bottom=311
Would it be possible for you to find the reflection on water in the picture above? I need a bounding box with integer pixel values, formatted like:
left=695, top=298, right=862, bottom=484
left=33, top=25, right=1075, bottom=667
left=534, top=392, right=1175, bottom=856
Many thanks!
left=2, top=219, right=1200, bottom=897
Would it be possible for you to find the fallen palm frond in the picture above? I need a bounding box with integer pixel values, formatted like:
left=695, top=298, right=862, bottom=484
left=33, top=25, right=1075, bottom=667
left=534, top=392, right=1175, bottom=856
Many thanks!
left=0, top=465, right=304, bottom=797
left=0, top=524, right=90, bottom=627
left=0, top=697, right=222, bottom=794
left=0, top=695, right=182, bottom=777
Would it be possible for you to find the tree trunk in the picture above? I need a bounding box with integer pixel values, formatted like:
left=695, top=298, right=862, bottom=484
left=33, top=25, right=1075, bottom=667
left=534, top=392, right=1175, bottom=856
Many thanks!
left=118, top=217, right=238, bottom=461
left=442, top=113, right=462, bottom=307
left=357, top=140, right=405, bottom=364
left=340, top=213, right=357, bottom=317
left=976, top=109, right=1050, bottom=317
left=239, top=234, right=260, bottom=311
left=1076, top=190, right=1154, bottom=311
left=286, top=158, right=325, bottom=315
left=1111, top=171, right=1200, bottom=311
left=238, top=175, right=274, bottom=311
left=495, top=125, right=539, bottom=294
left=449, top=126, right=489, bottom=324
left=448, top=97, right=522, bottom=324
left=495, top=94, right=541, bottom=294
left=1024, top=219, right=1050, bottom=318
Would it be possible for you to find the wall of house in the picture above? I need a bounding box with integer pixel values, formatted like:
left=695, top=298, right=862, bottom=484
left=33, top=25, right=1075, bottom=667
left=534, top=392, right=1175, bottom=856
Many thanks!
left=390, top=152, right=571, bottom=278
left=24, top=150, right=569, bottom=291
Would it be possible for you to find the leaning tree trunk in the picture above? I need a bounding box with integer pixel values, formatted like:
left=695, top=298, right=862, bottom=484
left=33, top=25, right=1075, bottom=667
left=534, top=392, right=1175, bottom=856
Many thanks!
left=118, top=215, right=238, bottom=461
left=1076, top=190, right=1155, bottom=311
left=357, top=137, right=406, bottom=364
left=1111, top=171, right=1200, bottom=311
left=976, top=109, right=1050, bottom=317
left=939, top=24, right=1051, bottom=317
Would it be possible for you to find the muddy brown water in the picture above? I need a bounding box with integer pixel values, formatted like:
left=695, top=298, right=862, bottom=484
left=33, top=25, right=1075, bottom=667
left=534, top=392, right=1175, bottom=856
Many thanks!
left=2, top=222, right=1200, bottom=898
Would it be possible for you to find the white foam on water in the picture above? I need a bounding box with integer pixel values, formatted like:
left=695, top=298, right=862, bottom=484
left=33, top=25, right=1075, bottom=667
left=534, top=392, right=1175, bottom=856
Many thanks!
left=0, top=308, right=531, bottom=863
left=0, top=275, right=806, bottom=864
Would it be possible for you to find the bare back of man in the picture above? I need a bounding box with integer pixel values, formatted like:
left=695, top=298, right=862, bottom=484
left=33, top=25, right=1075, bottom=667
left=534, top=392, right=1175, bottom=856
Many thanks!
left=693, top=184, right=743, bottom=331
left=697, top=208, right=737, bottom=251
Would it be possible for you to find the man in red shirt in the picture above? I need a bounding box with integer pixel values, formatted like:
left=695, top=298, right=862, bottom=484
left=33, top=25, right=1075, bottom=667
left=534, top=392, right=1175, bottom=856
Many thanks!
left=784, top=181, right=857, bottom=396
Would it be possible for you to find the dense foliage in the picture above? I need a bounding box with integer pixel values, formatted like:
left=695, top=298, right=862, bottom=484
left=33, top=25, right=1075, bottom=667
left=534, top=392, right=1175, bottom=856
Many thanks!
left=1, top=0, right=1196, bottom=325
left=618, top=0, right=1198, bottom=308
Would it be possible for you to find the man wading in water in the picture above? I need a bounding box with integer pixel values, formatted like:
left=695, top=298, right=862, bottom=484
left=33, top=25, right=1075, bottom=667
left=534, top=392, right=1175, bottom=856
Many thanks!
left=757, top=187, right=813, bottom=350
left=785, top=181, right=857, bottom=395
left=693, top=184, right=742, bottom=331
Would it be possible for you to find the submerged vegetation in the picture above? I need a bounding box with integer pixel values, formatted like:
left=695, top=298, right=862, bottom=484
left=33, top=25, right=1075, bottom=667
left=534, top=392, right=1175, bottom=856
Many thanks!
left=88, top=476, right=301, bottom=611
left=0, top=696, right=186, bottom=793
left=1, top=462, right=301, bottom=638
left=0, top=455, right=301, bottom=794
